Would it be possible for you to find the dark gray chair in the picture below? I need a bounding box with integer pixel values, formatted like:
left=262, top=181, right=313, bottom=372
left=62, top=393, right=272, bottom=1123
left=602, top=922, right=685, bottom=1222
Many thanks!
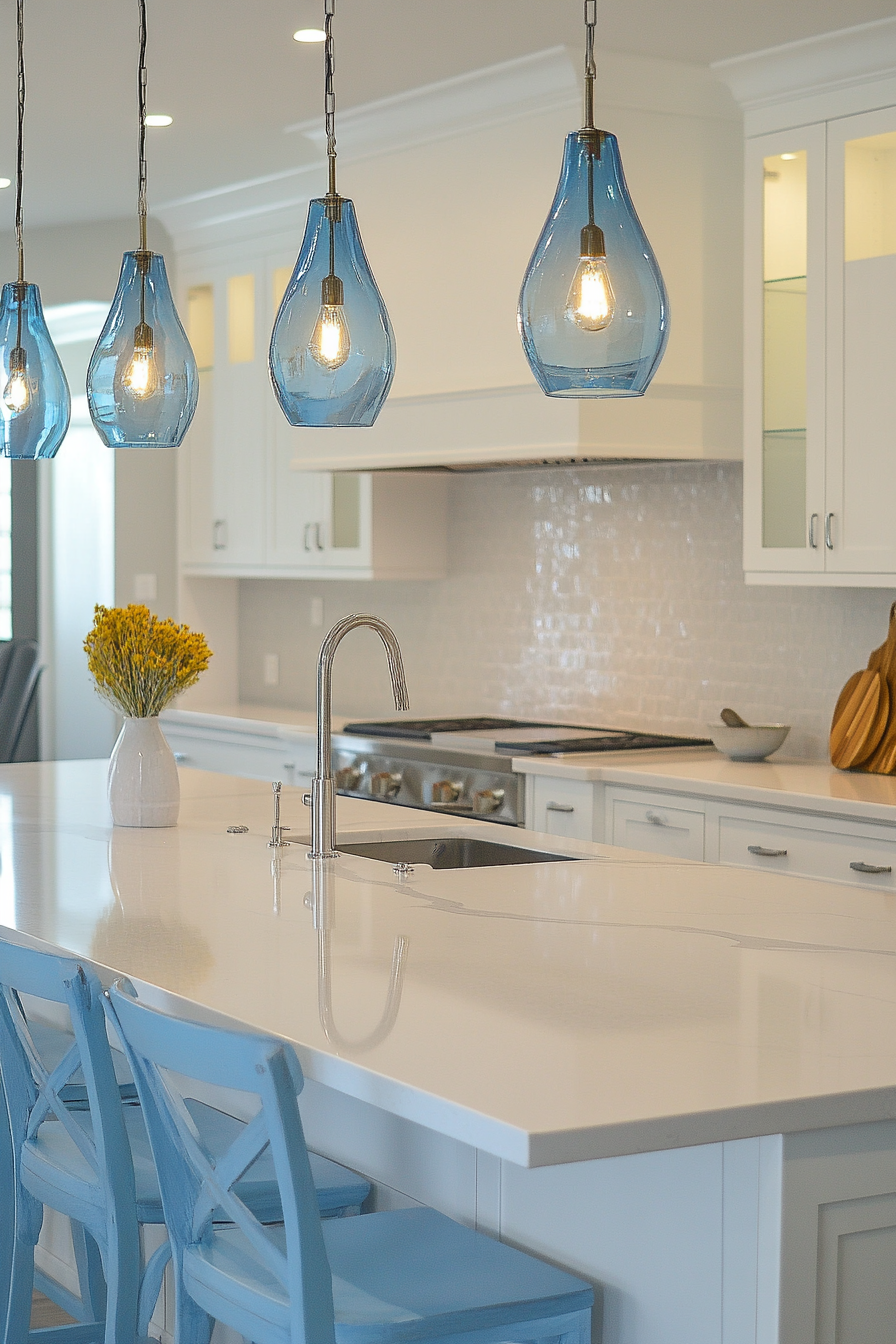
left=0, top=639, right=42, bottom=764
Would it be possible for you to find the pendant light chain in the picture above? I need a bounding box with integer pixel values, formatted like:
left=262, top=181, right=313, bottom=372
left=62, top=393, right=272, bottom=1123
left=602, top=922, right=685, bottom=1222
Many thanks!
left=324, top=0, right=337, bottom=204
left=583, top=0, right=596, bottom=130
left=137, top=0, right=148, bottom=255
left=14, top=0, right=26, bottom=289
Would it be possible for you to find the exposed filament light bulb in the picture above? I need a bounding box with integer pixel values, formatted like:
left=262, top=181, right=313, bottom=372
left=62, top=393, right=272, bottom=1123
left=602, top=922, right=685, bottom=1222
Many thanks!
left=310, top=274, right=350, bottom=370
left=122, top=321, right=159, bottom=398
left=566, top=224, right=616, bottom=331
left=3, top=346, right=30, bottom=413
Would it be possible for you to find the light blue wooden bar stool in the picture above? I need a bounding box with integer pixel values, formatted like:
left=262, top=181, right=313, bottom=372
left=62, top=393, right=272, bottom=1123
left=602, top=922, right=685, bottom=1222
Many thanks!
left=0, top=942, right=371, bottom=1344
left=106, top=980, right=594, bottom=1344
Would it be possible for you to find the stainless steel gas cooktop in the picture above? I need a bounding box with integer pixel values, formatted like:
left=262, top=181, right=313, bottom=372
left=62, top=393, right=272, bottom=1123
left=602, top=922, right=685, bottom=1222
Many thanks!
left=331, top=717, right=709, bottom=826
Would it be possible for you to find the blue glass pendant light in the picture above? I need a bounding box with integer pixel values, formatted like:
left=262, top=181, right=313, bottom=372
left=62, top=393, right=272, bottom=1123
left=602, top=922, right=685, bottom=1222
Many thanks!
left=270, top=0, right=395, bottom=427
left=0, top=0, right=70, bottom=460
left=87, top=0, right=197, bottom=448
left=518, top=2, right=669, bottom=397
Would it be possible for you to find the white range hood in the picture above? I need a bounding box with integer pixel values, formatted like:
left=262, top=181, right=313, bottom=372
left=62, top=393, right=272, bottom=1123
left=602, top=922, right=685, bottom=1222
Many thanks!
left=287, top=380, right=741, bottom=472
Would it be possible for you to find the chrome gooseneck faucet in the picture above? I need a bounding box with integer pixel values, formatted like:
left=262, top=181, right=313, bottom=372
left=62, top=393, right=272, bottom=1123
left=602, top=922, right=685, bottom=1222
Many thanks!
left=309, top=615, right=409, bottom=860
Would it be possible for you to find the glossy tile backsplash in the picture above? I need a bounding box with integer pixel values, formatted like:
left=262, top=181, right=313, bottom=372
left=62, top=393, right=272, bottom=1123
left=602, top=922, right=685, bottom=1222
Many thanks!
left=239, top=462, right=895, bottom=760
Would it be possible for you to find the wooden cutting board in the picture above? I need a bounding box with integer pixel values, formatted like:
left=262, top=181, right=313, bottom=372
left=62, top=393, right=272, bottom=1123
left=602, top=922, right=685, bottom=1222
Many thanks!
left=830, top=668, right=889, bottom=769
left=832, top=601, right=896, bottom=774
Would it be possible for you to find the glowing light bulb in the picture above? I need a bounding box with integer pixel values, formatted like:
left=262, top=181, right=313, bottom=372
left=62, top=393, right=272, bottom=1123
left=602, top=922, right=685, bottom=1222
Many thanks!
left=309, top=275, right=350, bottom=370
left=122, top=323, right=158, bottom=398
left=3, top=348, right=29, bottom=413
left=567, top=255, right=615, bottom=331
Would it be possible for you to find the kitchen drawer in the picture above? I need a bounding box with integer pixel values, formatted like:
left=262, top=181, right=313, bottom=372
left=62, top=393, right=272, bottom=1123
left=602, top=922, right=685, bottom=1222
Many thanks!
left=719, top=811, right=896, bottom=889
left=609, top=792, right=705, bottom=861
left=529, top=777, right=595, bottom=842
left=162, top=728, right=303, bottom=785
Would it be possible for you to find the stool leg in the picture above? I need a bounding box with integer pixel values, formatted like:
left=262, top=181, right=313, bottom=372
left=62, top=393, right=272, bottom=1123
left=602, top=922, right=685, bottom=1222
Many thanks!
left=172, top=1278, right=213, bottom=1344
left=71, top=1223, right=106, bottom=1323
left=3, top=1187, right=41, bottom=1344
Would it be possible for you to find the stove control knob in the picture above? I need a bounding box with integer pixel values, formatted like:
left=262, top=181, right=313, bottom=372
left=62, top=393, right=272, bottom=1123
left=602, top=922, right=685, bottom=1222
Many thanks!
left=335, top=764, right=363, bottom=791
left=473, top=788, right=505, bottom=815
left=371, top=770, right=402, bottom=799
left=432, top=779, right=463, bottom=805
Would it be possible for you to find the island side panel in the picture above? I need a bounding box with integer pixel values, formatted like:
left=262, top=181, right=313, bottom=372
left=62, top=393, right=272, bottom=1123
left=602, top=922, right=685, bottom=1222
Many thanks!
left=299, top=1077, right=785, bottom=1344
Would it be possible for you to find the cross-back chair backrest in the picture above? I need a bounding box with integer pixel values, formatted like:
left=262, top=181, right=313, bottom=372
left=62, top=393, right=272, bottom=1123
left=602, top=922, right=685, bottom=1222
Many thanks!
left=0, top=940, right=138, bottom=1244
left=106, top=982, right=336, bottom=1344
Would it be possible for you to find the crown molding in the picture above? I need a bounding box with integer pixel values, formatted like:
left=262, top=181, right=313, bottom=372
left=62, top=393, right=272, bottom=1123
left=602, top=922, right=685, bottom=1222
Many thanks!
left=712, top=16, right=896, bottom=112
left=288, top=45, right=578, bottom=159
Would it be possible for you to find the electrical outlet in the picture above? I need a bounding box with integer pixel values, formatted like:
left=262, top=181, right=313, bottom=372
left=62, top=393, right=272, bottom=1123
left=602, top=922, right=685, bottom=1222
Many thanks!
left=263, top=653, right=280, bottom=686
left=310, top=598, right=324, bottom=627
left=134, top=573, right=157, bottom=602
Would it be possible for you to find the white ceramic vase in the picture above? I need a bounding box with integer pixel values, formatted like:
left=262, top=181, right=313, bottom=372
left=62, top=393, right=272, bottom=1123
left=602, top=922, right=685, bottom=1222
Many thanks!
left=108, top=716, right=180, bottom=828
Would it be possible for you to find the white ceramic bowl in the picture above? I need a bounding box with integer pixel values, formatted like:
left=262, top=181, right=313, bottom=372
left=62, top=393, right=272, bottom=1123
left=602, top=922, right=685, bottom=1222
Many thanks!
left=706, top=723, right=790, bottom=762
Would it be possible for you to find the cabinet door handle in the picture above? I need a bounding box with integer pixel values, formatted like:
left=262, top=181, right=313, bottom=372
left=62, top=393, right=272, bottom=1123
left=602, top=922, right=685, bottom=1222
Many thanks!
left=314, top=521, right=325, bottom=551
left=645, top=811, right=668, bottom=826
left=825, top=512, right=834, bottom=550
left=747, top=844, right=787, bottom=857
left=809, top=513, right=819, bottom=548
left=546, top=801, right=575, bottom=813
left=850, top=861, right=892, bottom=875
left=303, top=522, right=313, bottom=552
left=213, top=519, right=228, bottom=550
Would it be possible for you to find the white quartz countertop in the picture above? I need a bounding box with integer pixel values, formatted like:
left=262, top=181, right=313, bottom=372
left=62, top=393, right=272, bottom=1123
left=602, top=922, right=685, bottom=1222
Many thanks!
left=7, top=761, right=896, bottom=1167
left=162, top=705, right=896, bottom=824
left=161, top=703, right=332, bottom=739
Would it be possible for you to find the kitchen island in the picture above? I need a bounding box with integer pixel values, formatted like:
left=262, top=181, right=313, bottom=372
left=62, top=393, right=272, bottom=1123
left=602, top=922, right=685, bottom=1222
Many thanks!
left=5, top=760, right=896, bottom=1343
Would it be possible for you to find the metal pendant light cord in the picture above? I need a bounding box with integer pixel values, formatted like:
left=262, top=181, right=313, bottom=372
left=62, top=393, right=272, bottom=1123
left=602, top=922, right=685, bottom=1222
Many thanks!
left=323, top=0, right=340, bottom=274
left=583, top=0, right=598, bottom=227
left=137, top=0, right=148, bottom=255
left=583, top=0, right=596, bottom=130
left=14, top=0, right=26, bottom=351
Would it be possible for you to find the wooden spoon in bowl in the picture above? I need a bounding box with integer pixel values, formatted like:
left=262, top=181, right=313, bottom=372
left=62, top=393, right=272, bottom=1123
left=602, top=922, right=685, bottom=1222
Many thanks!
left=720, top=708, right=750, bottom=728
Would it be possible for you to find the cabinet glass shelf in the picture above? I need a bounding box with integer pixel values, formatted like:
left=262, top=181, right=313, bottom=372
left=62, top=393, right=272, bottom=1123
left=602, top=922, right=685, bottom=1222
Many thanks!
left=762, top=152, right=807, bottom=549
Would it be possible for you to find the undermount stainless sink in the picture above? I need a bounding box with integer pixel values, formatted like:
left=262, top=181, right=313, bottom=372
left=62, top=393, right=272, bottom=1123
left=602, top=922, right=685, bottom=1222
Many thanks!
left=337, top=837, right=584, bottom=869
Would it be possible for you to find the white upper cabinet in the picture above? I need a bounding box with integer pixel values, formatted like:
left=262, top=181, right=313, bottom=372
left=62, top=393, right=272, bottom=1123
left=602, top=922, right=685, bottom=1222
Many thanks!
left=176, top=238, right=447, bottom=581
left=718, top=16, right=896, bottom=585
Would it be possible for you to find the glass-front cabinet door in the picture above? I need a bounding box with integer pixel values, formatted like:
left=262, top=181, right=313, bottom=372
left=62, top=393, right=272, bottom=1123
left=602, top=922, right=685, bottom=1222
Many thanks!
left=825, top=107, right=896, bottom=576
left=743, top=125, right=826, bottom=575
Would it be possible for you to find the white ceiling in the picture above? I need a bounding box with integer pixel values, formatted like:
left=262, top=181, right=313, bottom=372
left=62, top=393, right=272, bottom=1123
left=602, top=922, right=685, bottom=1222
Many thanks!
left=0, top=0, right=893, bottom=230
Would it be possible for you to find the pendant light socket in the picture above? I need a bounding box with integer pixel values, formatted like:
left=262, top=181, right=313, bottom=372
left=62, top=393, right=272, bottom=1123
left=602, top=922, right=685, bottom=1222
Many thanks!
left=577, top=127, right=603, bottom=155
left=321, top=274, right=344, bottom=306
left=579, top=224, right=606, bottom=259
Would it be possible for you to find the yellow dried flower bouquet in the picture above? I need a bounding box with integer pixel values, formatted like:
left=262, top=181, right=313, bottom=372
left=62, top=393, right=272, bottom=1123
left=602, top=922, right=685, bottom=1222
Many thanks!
left=85, top=605, right=213, bottom=828
left=84, top=604, right=212, bottom=718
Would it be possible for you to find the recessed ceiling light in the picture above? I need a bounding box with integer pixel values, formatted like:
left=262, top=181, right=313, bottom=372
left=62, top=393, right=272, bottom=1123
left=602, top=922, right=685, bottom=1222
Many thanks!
left=145, top=114, right=173, bottom=127
left=780, top=153, right=797, bottom=160
left=293, top=28, right=325, bottom=42
left=0, top=179, right=10, bottom=189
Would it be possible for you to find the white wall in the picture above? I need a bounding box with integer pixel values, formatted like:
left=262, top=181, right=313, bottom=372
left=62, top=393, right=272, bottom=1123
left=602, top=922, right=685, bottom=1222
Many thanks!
left=236, top=461, right=894, bottom=761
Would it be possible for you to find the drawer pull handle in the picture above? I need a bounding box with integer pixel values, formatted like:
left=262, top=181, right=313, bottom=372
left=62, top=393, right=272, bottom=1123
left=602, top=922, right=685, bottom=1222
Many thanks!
left=747, top=845, right=787, bottom=858
left=172, top=753, right=188, bottom=763
left=646, top=811, right=668, bottom=827
left=546, top=802, right=575, bottom=814
left=850, top=861, right=892, bottom=875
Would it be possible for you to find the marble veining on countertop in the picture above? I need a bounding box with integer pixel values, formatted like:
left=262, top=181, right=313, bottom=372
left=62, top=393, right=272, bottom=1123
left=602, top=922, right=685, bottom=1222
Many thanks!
left=6, top=760, right=896, bottom=1165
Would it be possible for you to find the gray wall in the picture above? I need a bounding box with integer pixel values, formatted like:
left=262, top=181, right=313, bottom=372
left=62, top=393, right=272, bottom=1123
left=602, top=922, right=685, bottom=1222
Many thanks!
left=237, top=462, right=894, bottom=761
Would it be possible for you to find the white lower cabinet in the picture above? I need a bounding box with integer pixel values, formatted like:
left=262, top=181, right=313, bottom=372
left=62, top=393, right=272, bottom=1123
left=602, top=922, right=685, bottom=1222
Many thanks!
left=528, top=776, right=595, bottom=841
left=527, top=774, right=896, bottom=889
left=717, top=805, right=896, bottom=889
left=161, top=722, right=316, bottom=788
left=609, top=790, right=706, bottom=861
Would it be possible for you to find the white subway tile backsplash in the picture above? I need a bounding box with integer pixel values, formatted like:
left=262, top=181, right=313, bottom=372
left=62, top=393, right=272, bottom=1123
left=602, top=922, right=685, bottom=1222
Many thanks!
left=239, top=463, right=896, bottom=761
